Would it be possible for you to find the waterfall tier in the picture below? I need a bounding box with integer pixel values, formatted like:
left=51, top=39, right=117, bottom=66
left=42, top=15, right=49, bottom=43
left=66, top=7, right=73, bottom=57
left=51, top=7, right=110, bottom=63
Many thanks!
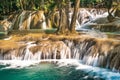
left=0, top=34, right=120, bottom=72
left=1, top=8, right=120, bottom=32
left=0, top=8, right=107, bottom=31
left=0, top=10, right=47, bottom=31
left=12, top=10, right=47, bottom=30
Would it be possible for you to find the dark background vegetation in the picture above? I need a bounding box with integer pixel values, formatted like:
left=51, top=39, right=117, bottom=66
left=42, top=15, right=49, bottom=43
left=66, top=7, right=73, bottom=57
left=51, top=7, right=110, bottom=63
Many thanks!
left=0, top=0, right=114, bottom=15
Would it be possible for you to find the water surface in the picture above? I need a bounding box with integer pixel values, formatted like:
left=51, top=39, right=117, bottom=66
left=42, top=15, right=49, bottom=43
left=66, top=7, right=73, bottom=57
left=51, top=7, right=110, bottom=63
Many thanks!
left=0, top=60, right=120, bottom=80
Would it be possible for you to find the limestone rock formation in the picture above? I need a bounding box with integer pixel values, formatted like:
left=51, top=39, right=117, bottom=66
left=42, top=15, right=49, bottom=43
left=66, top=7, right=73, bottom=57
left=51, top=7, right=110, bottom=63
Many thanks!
left=0, top=10, right=48, bottom=31
left=81, top=16, right=120, bottom=32
left=0, top=19, right=12, bottom=31
left=12, top=10, right=47, bottom=30
left=0, top=34, right=120, bottom=72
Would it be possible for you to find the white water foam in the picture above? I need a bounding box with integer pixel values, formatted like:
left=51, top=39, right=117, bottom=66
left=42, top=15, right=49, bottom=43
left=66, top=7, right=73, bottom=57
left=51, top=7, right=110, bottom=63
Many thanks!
left=86, top=28, right=108, bottom=38
left=57, top=59, right=120, bottom=80
left=0, top=60, right=40, bottom=69
left=0, top=59, right=120, bottom=80
left=3, top=36, right=12, bottom=40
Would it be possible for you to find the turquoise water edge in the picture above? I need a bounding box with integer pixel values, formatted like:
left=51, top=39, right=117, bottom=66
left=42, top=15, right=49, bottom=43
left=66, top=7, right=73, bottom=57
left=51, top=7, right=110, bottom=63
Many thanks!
left=0, top=61, right=120, bottom=80
left=0, top=63, right=99, bottom=80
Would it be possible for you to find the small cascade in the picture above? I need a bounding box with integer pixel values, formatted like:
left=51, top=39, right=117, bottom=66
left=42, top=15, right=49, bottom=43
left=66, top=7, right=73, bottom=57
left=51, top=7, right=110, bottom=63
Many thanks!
left=27, top=13, right=32, bottom=30
left=1, top=41, right=71, bottom=60
left=41, top=13, right=47, bottom=29
left=77, top=8, right=120, bottom=32
left=77, top=8, right=107, bottom=26
left=52, top=8, right=104, bottom=30
left=0, top=36, right=120, bottom=72
left=64, top=38, right=120, bottom=72
left=0, top=19, right=12, bottom=31
left=85, top=29, right=108, bottom=38
left=77, top=8, right=91, bottom=25
left=12, top=10, right=47, bottom=30
left=23, top=42, right=36, bottom=60
left=19, top=11, right=26, bottom=30
left=0, top=8, right=110, bottom=31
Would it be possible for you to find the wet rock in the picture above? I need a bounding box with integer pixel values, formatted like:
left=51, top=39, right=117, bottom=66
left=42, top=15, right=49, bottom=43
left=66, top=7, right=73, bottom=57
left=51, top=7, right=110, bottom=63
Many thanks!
left=0, top=35, right=120, bottom=72
left=0, top=19, right=12, bottom=31
left=12, top=10, right=47, bottom=30
left=82, top=17, right=120, bottom=32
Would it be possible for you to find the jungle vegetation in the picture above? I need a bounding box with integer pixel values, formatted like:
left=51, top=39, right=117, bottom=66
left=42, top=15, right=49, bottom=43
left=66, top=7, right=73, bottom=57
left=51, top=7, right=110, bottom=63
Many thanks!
left=0, top=0, right=120, bottom=34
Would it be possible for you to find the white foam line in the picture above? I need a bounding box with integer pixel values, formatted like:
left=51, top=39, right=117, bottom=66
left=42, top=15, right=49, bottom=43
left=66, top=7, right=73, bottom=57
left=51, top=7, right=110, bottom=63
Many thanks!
left=0, top=59, right=120, bottom=80
left=0, top=59, right=79, bottom=69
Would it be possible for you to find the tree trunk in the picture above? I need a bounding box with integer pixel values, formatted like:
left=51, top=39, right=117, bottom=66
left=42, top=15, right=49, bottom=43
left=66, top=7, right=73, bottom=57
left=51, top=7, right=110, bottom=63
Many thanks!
left=70, top=0, right=80, bottom=33
left=56, top=0, right=67, bottom=34
left=56, top=0, right=71, bottom=34
left=65, top=0, right=70, bottom=30
left=56, top=0, right=80, bottom=34
left=41, top=0, right=45, bottom=10
left=6, top=0, right=9, bottom=14
left=19, top=0, right=24, bottom=10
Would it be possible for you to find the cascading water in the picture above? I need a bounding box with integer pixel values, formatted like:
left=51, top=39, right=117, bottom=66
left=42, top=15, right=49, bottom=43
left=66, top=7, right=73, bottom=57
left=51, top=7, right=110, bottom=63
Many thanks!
left=0, top=36, right=120, bottom=71
left=75, top=8, right=109, bottom=31
left=41, top=13, right=47, bottom=29
left=23, top=42, right=37, bottom=60
left=27, top=13, right=32, bottom=30
left=85, top=28, right=108, bottom=38
left=76, top=8, right=120, bottom=32
left=11, top=10, right=47, bottom=30
left=0, top=8, right=120, bottom=80
left=1, top=8, right=120, bottom=32
left=19, top=11, right=26, bottom=30
left=0, top=35, right=120, bottom=80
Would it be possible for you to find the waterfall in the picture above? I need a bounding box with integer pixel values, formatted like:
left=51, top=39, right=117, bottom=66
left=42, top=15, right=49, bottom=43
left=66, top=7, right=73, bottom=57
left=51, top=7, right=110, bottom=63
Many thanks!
left=0, top=36, right=120, bottom=72
left=85, top=29, right=108, bottom=38
left=0, top=8, right=109, bottom=31
left=1, top=41, right=71, bottom=60
left=77, top=8, right=120, bottom=32
left=11, top=10, right=47, bottom=30
left=27, top=13, right=32, bottom=30
left=41, top=13, right=47, bottom=29
left=0, top=8, right=120, bottom=72
left=0, top=19, right=12, bottom=31
left=77, top=8, right=107, bottom=25
left=23, top=42, right=36, bottom=60
left=19, top=11, right=26, bottom=30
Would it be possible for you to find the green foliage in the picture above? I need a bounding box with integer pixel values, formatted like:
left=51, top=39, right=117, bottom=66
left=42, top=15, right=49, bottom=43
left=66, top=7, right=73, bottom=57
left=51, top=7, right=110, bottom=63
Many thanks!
left=0, top=0, right=116, bottom=15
